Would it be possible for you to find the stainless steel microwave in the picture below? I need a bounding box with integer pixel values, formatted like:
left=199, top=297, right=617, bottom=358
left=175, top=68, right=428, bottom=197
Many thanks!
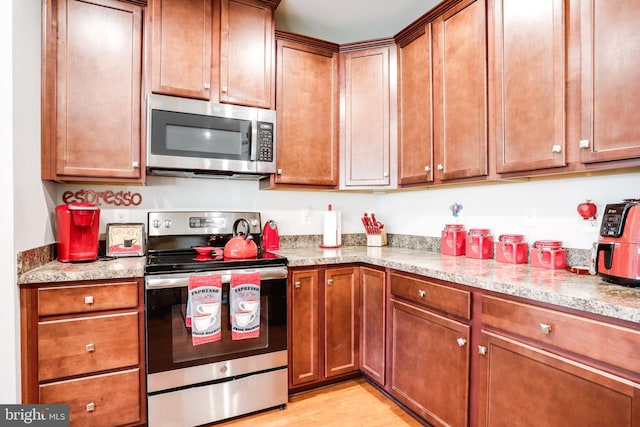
left=146, top=94, right=276, bottom=179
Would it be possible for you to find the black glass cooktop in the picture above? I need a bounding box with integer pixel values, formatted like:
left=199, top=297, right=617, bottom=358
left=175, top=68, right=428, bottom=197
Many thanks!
left=145, top=249, right=287, bottom=275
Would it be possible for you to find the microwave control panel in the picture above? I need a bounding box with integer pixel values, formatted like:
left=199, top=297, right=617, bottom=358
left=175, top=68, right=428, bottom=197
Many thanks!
left=257, top=122, right=274, bottom=162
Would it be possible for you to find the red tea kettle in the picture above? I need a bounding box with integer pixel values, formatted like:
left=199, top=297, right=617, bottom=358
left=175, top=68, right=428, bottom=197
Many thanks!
left=224, top=219, right=258, bottom=259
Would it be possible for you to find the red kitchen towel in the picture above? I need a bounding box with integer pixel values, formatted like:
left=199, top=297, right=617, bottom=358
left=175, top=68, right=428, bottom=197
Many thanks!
left=186, top=274, right=222, bottom=346
left=230, top=272, right=261, bottom=340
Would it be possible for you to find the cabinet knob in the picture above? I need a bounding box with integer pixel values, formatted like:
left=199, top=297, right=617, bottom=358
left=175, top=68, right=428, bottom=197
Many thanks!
left=538, top=323, right=552, bottom=334
left=84, top=296, right=94, bottom=305
left=327, top=279, right=333, bottom=286
left=457, top=337, right=467, bottom=347
left=221, top=86, right=228, bottom=93
left=132, top=161, right=140, bottom=168
left=418, top=289, right=426, bottom=298
left=437, top=164, right=444, bottom=171
left=478, top=345, right=487, bottom=355
left=551, top=145, right=562, bottom=153
left=277, top=169, right=283, bottom=175
left=424, top=166, right=431, bottom=172
left=294, top=281, right=301, bottom=289
left=204, top=82, right=211, bottom=90
left=86, top=402, right=95, bottom=412
left=383, top=172, right=389, bottom=178
left=579, top=139, right=590, bottom=149
left=85, top=343, right=95, bottom=353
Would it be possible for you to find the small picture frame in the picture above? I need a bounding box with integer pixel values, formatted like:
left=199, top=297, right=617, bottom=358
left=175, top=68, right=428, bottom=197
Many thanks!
left=106, top=223, right=145, bottom=257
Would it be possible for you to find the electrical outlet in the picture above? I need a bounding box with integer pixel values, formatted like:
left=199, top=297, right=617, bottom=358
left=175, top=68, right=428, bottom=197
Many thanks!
left=300, top=208, right=311, bottom=225
left=114, top=210, right=128, bottom=223
left=524, top=208, right=537, bottom=227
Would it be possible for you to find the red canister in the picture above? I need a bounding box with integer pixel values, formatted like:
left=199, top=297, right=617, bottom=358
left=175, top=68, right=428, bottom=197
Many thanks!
left=496, top=234, right=528, bottom=264
left=466, top=228, right=494, bottom=259
left=531, top=240, right=567, bottom=269
left=441, top=224, right=466, bottom=256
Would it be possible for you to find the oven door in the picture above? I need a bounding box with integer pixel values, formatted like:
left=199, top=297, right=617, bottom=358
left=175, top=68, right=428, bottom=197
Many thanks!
left=145, top=266, right=287, bottom=379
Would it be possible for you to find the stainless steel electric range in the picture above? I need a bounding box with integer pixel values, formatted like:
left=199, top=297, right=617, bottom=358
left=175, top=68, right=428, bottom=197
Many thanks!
left=144, top=211, right=288, bottom=427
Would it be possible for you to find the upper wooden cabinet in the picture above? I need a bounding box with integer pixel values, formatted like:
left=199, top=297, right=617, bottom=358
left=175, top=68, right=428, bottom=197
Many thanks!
left=398, top=26, right=434, bottom=186
left=42, top=0, right=144, bottom=183
left=150, top=0, right=214, bottom=100
left=149, top=0, right=275, bottom=108
left=341, top=44, right=397, bottom=189
left=432, top=0, right=488, bottom=181
left=273, top=34, right=339, bottom=187
left=490, top=0, right=566, bottom=174
left=579, top=0, right=640, bottom=163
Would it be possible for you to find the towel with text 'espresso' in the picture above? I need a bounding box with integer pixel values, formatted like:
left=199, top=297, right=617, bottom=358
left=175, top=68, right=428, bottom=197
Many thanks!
left=186, top=274, right=222, bottom=346
left=230, top=272, right=261, bottom=340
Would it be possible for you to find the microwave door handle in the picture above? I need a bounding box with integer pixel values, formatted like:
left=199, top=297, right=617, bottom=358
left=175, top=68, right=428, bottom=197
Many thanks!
left=249, top=121, right=258, bottom=162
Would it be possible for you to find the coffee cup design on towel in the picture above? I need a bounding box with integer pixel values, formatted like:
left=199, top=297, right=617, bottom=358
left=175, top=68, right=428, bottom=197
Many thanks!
left=197, top=301, right=220, bottom=315
left=123, top=238, right=137, bottom=248
left=193, top=313, right=215, bottom=331
left=238, top=299, right=259, bottom=314
left=235, top=310, right=256, bottom=327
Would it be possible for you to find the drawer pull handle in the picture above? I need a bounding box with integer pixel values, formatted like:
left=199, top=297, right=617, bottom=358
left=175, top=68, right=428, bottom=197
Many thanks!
left=85, top=343, right=95, bottom=353
left=294, top=281, right=301, bottom=289
left=478, top=345, right=487, bottom=355
left=84, top=296, right=94, bottom=305
left=418, top=290, right=426, bottom=298
left=86, top=402, right=95, bottom=412
left=457, top=338, right=467, bottom=347
left=539, top=323, right=552, bottom=334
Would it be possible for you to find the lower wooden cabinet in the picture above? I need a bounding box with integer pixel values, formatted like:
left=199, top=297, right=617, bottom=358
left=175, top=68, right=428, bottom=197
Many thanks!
left=359, top=266, right=386, bottom=386
left=288, top=266, right=360, bottom=390
left=389, top=299, right=471, bottom=427
left=478, top=331, right=640, bottom=427
left=21, top=278, right=146, bottom=427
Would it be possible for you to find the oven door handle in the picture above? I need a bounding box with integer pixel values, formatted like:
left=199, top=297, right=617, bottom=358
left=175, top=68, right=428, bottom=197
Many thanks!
left=145, top=266, right=288, bottom=290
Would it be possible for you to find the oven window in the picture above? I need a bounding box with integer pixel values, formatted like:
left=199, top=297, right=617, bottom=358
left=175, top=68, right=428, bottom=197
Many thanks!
left=146, top=279, right=287, bottom=374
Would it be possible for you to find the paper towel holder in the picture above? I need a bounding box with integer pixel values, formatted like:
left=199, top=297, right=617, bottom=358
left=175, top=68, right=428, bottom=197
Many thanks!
left=320, top=204, right=341, bottom=248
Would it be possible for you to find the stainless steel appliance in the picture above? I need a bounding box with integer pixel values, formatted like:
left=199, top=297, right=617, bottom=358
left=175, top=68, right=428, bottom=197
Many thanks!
left=144, top=211, right=288, bottom=427
left=147, top=94, right=276, bottom=179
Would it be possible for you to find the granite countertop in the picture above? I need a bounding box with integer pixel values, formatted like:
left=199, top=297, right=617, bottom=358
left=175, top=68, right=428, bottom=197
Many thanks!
left=18, top=246, right=640, bottom=325
left=273, top=246, right=640, bottom=325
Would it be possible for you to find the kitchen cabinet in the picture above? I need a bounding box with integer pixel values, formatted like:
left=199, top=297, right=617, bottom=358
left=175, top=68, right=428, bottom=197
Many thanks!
left=432, top=0, right=488, bottom=181
left=490, top=0, right=566, bottom=174
left=149, top=0, right=274, bottom=108
left=579, top=0, right=640, bottom=163
left=341, top=43, right=397, bottom=189
left=397, top=25, right=434, bottom=186
left=359, top=266, right=386, bottom=386
left=272, top=33, right=339, bottom=187
left=288, top=266, right=360, bottom=390
left=479, top=295, right=640, bottom=426
left=388, top=271, right=471, bottom=427
left=20, top=278, right=146, bottom=426
left=150, top=0, right=215, bottom=100
left=41, top=0, right=143, bottom=183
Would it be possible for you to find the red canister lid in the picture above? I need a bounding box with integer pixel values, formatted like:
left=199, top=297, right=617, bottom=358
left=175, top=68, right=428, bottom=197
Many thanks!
left=469, top=228, right=491, bottom=235
left=499, top=234, right=524, bottom=243
left=533, top=240, right=562, bottom=248
left=445, top=224, right=465, bottom=231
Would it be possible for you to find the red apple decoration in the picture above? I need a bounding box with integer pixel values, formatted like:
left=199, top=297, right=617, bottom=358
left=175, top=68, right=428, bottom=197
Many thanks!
left=577, top=199, right=597, bottom=220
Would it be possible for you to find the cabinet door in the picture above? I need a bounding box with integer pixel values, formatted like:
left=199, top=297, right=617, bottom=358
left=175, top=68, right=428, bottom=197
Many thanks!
left=478, top=331, right=640, bottom=427
left=432, top=0, right=487, bottom=181
left=580, top=0, right=640, bottom=163
left=150, top=0, right=214, bottom=100
left=342, top=47, right=392, bottom=187
left=219, top=0, right=274, bottom=108
left=491, top=0, right=566, bottom=173
left=289, top=269, right=321, bottom=387
left=390, top=299, right=470, bottom=427
left=324, top=267, right=360, bottom=378
left=275, top=38, right=339, bottom=186
left=46, top=0, right=143, bottom=181
left=359, top=267, right=386, bottom=386
left=398, top=26, right=434, bottom=185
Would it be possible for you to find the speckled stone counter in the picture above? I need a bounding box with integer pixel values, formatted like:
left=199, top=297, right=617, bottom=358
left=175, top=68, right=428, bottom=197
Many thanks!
left=18, top=256, right=146, bottom=284
left=273, top=246, right=640, bottom=325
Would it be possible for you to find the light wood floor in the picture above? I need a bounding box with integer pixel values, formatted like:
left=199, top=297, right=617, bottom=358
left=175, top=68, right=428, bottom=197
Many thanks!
left=215, top=378, right=425, bottom=426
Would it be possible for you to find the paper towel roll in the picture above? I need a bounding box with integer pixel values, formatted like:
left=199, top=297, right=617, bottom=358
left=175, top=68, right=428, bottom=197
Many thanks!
left=322, top=210, right=341, bottom=247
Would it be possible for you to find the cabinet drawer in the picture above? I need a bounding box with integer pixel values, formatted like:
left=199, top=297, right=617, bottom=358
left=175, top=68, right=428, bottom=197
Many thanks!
left=38, top=281, right=139, bottom=316
left=40, top=368, right=141, bottom=427
left=390, top=272, right=471, bottom=320
left=482, top=295, right=640, bottom=375
left=38, top=313, right=139, bottom=381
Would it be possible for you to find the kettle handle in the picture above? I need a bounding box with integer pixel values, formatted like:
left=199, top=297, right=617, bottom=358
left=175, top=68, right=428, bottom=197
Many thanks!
left=232, top=218, right=251, bottom=240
